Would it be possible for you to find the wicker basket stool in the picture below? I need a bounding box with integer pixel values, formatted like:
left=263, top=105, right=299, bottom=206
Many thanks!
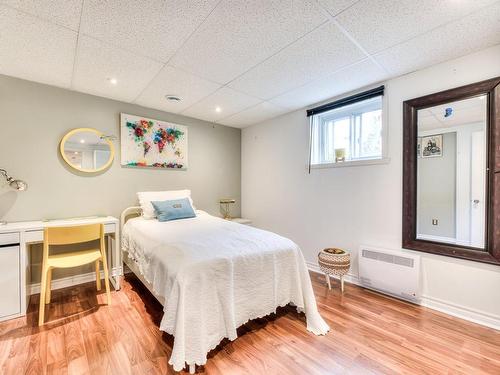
left=318, top=248, right=351, bottom=292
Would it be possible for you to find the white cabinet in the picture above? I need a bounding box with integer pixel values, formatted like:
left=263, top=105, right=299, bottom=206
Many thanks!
left=0, top=245, right=21, bottom=320
left=0, top=232, right=20, bottom=245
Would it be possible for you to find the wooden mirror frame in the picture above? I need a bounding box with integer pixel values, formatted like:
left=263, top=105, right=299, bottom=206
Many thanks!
left=60, top=128, right=115, bottom=173
left=403, top=76, right=500, bottom=265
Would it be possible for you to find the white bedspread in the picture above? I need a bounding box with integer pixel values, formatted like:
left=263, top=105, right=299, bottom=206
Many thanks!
left=122, top=211, right=329, bottom=371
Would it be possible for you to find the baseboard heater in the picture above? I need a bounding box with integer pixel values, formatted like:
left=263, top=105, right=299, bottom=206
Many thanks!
left=358, top=245, right=421, bottom=303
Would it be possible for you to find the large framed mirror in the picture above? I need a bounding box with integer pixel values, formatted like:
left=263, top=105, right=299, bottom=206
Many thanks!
left=60, top=128, right=115, bottom=173
left=403, top=77, right=500, bottom=265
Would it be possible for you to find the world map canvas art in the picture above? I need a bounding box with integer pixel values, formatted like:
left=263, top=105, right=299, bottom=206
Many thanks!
left=120, top=113, right=188, bottom=169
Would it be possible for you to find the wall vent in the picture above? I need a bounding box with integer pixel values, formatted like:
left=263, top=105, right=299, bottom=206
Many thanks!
left=362, top=249, right=414, bottom=268
left=359, top=246, right=421, bottom=303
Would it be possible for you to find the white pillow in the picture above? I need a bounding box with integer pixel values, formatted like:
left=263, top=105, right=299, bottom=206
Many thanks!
left=137, top=190, right=195, bottom=219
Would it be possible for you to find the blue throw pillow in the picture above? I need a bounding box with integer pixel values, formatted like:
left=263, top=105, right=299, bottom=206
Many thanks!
left=151, top=198, right=196, bottom=222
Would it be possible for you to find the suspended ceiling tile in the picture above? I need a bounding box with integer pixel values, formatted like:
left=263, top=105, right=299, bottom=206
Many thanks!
left=317, top=0, right=359, bottom=16
left=335, top=0, right=498, bottom=54
left=270, top=59, right=387, bottom=111
left=2, top=0, right=83, bottom=30
left=0, top=5, right=77, bottom=88
left=373, top=2, right=500, bottom=77
left=135, top=65, right=221, bottom=114
left=228, top=22, right=365, bottom=100
left=181, top=87, right=261, bottom=123
left=79, top=0, right=219, bottom=62
left=72, top=35, right=163, bottom=102
left=220, top=101, right=288, bottom=128
left=170, top=0, right=328, bottom=84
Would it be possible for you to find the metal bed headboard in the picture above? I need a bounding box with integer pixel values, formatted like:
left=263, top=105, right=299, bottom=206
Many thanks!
left=120, top=206, right=142, bottom=233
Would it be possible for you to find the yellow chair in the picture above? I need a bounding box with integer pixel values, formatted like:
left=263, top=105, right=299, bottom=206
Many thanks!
left=39, top=223, right=111, bottom=325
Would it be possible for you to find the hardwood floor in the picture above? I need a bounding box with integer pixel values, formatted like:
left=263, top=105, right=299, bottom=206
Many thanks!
left=1, top=272, right=499, bottom=374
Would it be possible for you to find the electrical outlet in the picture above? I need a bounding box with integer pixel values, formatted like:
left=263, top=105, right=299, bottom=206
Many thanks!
left=432, top=219, right=438, bottom=225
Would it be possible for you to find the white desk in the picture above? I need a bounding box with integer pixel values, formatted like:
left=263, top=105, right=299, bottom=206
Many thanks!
left=0, top=216, right=121, bottom=322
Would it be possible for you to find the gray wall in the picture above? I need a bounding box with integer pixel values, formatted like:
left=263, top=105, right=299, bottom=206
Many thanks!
left=0, top=74, right=241, bottom=282
left=417, top=132, right=457, bottom=238
left=0, top=74, right=241, bottom=222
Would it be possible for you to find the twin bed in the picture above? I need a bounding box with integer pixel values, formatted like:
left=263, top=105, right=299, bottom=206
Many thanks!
left=120, top=192, right=329, bottom=373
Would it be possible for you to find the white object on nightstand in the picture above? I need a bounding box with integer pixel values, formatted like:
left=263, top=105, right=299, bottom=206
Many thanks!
left=229, top=218, right=252, bottom=226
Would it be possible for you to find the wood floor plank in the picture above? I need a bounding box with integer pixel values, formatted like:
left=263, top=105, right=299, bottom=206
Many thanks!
left=1, top=272, right=499, bottom=374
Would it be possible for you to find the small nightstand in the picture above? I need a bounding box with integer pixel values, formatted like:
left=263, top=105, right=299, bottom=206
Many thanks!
left=228, top=218, right=252, bottom=226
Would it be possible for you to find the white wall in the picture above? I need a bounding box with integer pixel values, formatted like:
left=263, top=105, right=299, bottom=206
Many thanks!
left=242, top=45, right=500, bottom=328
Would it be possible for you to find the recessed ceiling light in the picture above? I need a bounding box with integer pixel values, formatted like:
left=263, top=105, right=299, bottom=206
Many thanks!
left=80, top=139, right=85, bottom=144
left=215, top=106, right=222, bottom=113
left=74, top=151, right=78, bottom=155
left=165, top=95, right=182, bottom=102
left=108, top=78, right=118, bottom=85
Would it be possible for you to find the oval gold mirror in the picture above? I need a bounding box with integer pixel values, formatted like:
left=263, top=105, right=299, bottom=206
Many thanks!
left=60, top=128, right=115, bottom=173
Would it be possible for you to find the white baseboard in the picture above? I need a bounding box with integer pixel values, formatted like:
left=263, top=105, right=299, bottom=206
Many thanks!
left=420, top=295, right=500, bottom=331
left=306, top=261, right=500, bottom=331
left=28, top=267, right=121, bottom=295
left=306, top=261, right=360, bottom=286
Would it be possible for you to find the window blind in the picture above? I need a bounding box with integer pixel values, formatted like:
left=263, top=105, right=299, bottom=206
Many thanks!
left=306, top=85, right=384, bottom=117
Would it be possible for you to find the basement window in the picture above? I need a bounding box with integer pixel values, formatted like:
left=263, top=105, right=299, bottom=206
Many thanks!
left=307, top=86, right=387, bottom=168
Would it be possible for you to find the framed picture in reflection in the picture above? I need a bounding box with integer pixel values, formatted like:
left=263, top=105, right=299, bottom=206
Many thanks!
left=421, top=134, right=442, bottom=158
left=417, top=137, right=422, bottom=158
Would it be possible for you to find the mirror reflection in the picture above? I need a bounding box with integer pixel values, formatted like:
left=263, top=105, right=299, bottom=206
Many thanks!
left=61, top=129, right=113, bottom=172
left=417, top=95, right=487, bottom=249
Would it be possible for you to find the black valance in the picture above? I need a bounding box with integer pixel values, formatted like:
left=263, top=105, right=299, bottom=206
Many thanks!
left=306, top=85, right=384, bottom=117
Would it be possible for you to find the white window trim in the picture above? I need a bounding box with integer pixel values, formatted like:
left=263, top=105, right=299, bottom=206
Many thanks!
left=309, top=93, right=389, bottom=169
left=310, top=157, right=391, bottom=169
